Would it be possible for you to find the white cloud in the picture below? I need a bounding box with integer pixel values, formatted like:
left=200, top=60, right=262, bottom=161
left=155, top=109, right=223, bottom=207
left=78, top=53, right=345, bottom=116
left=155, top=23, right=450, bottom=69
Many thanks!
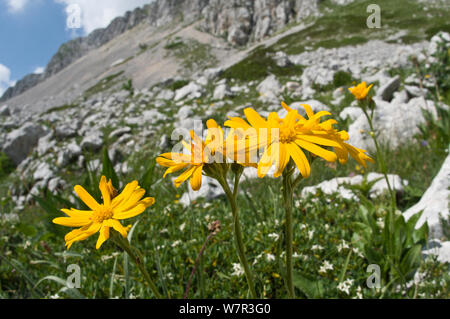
left=55, top=0, right=152, bottom=35
left=0, top=64, right=15, bottom=96
left=6, top=0, right=29, bottom=12
left=33, top=66, right=45, bottom=74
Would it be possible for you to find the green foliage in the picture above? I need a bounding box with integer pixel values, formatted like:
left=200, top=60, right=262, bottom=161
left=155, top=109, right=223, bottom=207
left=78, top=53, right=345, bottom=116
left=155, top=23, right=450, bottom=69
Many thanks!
left=84, top=71, right=125, bottom=98
left=121, top=79, right=134, bottom=97
left=165, top=38, right=218, bottom=73
left=221, top=46, right=304, bottom=82
left=167, top=80, right=190, bottom=91
left=0, top=152, right=15, bottom=180
left=352, top=203, right=428, bottom=288
left=43, top=103, right=79, bottom=115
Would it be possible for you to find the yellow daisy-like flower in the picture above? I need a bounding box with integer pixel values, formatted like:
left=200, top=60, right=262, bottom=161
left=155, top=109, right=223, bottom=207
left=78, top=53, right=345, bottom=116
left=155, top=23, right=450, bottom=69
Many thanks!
left=157, top=130, right=211, bottom=191
left=348, top=81, right=373, bottom=100
left=281, top=102, right=374, bottom=168
left=225, top=103, right=374, bottom=178
left=225, top=105, right=341, bottom=178
left=53, top=176, right=155, bottom=249
left=157, top=121, right=258, bottom=191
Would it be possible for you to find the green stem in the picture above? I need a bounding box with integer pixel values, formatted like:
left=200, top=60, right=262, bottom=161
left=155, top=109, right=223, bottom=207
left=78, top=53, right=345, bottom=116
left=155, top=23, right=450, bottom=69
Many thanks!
left=218, top=173, right=257, bottom=299
left=111, top=232, right=163, bottom=299
left=361, top=107, right=397, bottom=211
left=282, top=164, right=296, bottom=299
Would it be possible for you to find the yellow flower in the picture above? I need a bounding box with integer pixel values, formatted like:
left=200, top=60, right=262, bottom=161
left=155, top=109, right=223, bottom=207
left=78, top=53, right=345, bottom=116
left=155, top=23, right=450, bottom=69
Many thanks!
left=282, top=102, right=374, bottom=168
left=225, top=104, right=340, bottom=178
left=53, top=176, right=155, bottom=249
left=157, top=130, right=211, bottom=191
left=348, top=82, right=373, bottom=100
left=157, top=121, right=257, bottom=191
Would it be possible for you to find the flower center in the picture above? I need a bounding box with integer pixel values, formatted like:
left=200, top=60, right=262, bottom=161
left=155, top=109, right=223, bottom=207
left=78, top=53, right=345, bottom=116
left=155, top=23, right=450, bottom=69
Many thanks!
left=279, top=127, right=296, bottom=144
left=92, top=205, right=114, bottom=223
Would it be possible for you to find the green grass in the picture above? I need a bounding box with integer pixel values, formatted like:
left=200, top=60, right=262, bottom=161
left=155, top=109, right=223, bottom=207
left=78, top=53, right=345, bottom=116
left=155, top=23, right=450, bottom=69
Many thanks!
left=0, top=152, right=15, bottom=181
left=84, top=71, right=125, bottom=98
left=221, top=46, right=304, bottom=82
left=42, top=103, right=79, bottom=115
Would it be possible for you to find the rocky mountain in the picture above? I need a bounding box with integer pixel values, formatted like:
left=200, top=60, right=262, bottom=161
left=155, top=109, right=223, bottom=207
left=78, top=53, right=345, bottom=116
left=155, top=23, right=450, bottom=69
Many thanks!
left=1, top=0, right=321, bottom=103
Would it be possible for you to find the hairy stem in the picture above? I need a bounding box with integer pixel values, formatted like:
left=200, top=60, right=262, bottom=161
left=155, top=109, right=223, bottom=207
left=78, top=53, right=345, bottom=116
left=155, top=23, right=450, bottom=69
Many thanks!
left=217, top=173, right=257, bottom=299
left=111, top=232, right=163, bottom=299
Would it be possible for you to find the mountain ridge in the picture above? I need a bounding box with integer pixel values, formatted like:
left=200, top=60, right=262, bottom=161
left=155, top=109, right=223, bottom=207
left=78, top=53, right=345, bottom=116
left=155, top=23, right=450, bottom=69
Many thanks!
left=1, top=0, right=321, bottom=103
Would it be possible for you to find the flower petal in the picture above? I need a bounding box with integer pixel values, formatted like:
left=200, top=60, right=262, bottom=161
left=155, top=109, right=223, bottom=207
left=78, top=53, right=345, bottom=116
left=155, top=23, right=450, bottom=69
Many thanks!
left=74, top=185, right=101, bottom=211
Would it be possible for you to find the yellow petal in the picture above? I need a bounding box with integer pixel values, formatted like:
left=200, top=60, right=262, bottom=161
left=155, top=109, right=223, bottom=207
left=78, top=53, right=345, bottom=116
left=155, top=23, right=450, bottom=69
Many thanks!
left=105, top=219, right=129, bottom=238
left=295, top=139, right=337, bottom=162
left=99, top=176, right=111, bottom=207
left=113, top=204, right=146, bottom=220
left=257, top=144, right=278, bottom=178
left=74, top=185, right=100, bottom=211
left=53, top=216, right=92, bottom=227
left=174, top=165, right=197, bottom=188
left=96, top=225, right=110, bottom=249
left=286, top=143, right=310, bottom=178
left=190, top=165, right=203, bottom=191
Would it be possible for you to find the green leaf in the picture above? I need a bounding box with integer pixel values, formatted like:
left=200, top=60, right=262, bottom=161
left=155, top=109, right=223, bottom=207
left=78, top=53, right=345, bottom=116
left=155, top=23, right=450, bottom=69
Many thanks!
left=400, top=244, right=422, bottom=279
left=140, top=158, right=157, bottom=193
left=293, top=273, right=324, bottom=299
left=17, top=223, right=37, bottom=237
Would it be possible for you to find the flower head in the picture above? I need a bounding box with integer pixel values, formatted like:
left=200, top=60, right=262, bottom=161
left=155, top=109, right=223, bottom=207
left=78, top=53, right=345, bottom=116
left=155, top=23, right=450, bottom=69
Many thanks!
left=348, top=82, right=373, bottom=100
left=156, top=129, right=216, bottom=191
left=157, top=121, right=256, bottom=191
left=53, top=176, right=155, bottom=249
left=225, top=104, right=347, bottom=178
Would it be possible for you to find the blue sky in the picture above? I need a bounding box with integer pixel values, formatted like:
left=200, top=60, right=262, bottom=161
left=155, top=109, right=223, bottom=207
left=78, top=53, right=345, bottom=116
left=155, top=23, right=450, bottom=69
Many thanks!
left=0, top=0, right=152, bottom=96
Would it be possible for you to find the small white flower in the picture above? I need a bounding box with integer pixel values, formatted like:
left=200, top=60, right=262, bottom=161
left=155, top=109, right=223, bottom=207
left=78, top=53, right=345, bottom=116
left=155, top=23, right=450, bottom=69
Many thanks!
left=179, top=223, right=186, bottom=231
left=352, top=247, right=364, bottom=258
left=324, top=224, right=330, bottom=231
left=299, top=223, right=307, bottom=230
left=337, top=278, right=354, bottom=295
left=377, top=217, right=384, bottom=229
left=311, top=244, right=324, bottom=251
left=266, top=253, right=276, bottom=262
left=253, top=253, right=264, bottom=266
left=160, top=228, right=169, bottom=234
left=268, top=233, right=280, bottom=241
left=231, top=263, right=244, bottom=277
left=50, top=294, right=60, bottom=299
left=171, top=240, right=182, bottom=248
left=308, top=230, right=315, bottom=240
left=319, top=260, right=334, bottom=274
left=337, top=240, right=349, bottom=252
left=355, top=286, right=363, bottom=299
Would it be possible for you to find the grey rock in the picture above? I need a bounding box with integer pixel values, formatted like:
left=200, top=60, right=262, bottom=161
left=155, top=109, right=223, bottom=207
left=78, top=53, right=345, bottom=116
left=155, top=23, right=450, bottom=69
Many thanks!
left=340, top=107, right=364, bottom=121
left=405, top=85, right=428, bottom=98
left=404, top=154, right=449, bottom=240
left=179, top=176, right=224, bottom=206
left=301, top=173, right=408, bottom=201
left=377, top=75, right=401, bottom=101
left=177, top=106, right=194, bottom=119
left=213, top=83, right=233, bottom=100
left=174, top=82, right=203, bottom=101
left=348, top=97, right=444, bottom=151
left=2, top=123, right=48, bottom=165
left=81, top=131, right=104, bottom=152
left=0, top=105, right=10, bottom=116
left=33, top=162, right=54, bottom=182
left=273, top=51, right=292, bottom=67
left=110, top=127, right=132, bottom=139
left=257, top=75, right=281, bottom=103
